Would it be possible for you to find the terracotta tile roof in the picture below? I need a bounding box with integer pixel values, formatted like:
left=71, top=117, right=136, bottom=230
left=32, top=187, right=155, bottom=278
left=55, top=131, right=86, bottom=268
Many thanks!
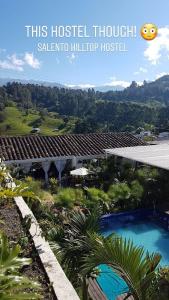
left=0, top=132, right=146, bottom=161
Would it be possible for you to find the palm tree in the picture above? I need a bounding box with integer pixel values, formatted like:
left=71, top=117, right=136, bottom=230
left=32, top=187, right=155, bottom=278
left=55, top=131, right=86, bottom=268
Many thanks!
left=50, top=210, right=100, bottom=299
left=82, top=233, right=162, bottom=300
left=51, top=210, right=165, bottom=300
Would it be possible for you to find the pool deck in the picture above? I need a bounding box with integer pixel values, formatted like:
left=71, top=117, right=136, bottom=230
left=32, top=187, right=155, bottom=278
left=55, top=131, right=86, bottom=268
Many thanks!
left=87, top=278, right=107, bottom=300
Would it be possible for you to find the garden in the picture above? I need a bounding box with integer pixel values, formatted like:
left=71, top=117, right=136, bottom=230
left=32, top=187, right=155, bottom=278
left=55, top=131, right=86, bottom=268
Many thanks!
left=2, top=157, right=169, bottom=299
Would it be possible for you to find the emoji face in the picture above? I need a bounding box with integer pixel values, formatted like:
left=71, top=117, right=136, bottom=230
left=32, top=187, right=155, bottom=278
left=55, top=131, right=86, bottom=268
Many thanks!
left=140, top=24, right=158, bottom=41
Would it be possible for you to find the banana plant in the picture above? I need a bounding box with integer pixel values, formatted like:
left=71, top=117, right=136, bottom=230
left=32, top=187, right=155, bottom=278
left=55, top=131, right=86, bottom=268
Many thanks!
left=0, top=232, right=42, bottom=299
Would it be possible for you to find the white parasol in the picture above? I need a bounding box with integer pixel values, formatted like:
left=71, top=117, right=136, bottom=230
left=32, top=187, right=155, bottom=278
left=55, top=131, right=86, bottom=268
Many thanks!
left=70, top=167, right=89, bottom=176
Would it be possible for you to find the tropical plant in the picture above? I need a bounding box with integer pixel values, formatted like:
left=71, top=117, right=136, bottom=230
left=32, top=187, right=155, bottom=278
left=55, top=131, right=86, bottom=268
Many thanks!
left=82, top=233, right=162, bottom=300
left=108, top=182, right=131, bottom=210
left=135, top=167, right=159, bottom=208
left=0, top=162, right=39, bottom=204
left=84, top=187, right=110, bottom=212
left=50, top=210, right=100, bottom=298
left=97, top=156, right=120, bottom=189
left=0, top=159, right=8, bottom=183
left=0, top=183, right=36, bottom=202
left=136, top=167, right=159, bottom=184
left=129, top=180, right=144, bottom=209
left=49, top=177, right=59, bottom=194
left=54, top=188, right=84, bottom=209
left=24, top=177, right=45, bottom=198
left=118, top=162, right=136, bottom=183
left=0, top=232, right=42, bottom=299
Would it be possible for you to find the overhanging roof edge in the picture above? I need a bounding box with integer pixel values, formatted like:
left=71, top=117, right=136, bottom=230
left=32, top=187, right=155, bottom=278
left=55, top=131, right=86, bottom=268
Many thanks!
left=104, top=144, right=169, bottom=171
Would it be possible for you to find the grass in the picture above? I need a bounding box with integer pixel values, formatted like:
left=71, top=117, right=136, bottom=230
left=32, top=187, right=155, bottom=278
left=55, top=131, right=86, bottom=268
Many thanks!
left=0, top=106, right=76, bottom=136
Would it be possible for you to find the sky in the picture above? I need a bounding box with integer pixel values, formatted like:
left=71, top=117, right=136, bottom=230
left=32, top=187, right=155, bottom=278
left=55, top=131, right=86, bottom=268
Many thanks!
left=1, top=0, right=169, bottom=88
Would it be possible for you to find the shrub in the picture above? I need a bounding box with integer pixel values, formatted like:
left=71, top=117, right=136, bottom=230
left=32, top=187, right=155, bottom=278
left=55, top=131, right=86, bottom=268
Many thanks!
left=85, top=187, right=110, bottom=210
left=54, top=188, right=84, bottom=209
left=29, top=118, right=42, bottom=127
left=49, top=177, right=59, bottom=194
left=108, top=182, right=131, bottom=210
left=130, top=180, right=144, bottom=205
left=24, top=177, right=44, bottom=198
left=136, top=167, right=159, bottom=183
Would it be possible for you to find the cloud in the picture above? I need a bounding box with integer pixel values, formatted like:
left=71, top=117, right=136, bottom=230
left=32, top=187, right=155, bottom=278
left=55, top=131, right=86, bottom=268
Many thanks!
left=144, top=27, right=169, bottom=65
left=104, top=77, right=130, bottom=88
left=104, top=77, right=143, bottom=88
left=24, top=52, right=40, bottom=69
left=0, top=60, right=23, bottom=71
left=0, top=54, right=24, bottom=71
left=67, top=53, right=77, bottom=64
left=0, top=52, right=40, bottom=71
left=65, top=83, right=95, bottom=89
left=65, top=78, right=143, bottom=90
left=134, top=67, right=148, bottom=75
left=137, top=81, right=143, bottom=86
left=103, top=76, right=130, bottom=88
left=155, top=72, right=169, bottom=79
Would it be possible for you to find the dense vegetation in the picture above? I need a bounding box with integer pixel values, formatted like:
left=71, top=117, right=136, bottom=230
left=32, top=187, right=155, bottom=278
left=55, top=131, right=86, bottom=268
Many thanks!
left=3, top=154, right=169, bottom=299
left=16, top=158, right=169, bottom=300
left=1, top=76, right=169, bottom=135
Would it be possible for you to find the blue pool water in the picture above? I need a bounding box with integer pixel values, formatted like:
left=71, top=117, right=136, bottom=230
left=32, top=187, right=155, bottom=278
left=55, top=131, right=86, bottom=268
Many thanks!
left=97, top=219, right=169, bottom=300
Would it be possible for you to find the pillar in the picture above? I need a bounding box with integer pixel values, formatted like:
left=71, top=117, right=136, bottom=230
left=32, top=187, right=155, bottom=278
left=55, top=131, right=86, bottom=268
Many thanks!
left=71, top=156, right=77, bottom=168
left=54, top=160, right=67, bottom=185
left=41, top=161, right=51, bottom=184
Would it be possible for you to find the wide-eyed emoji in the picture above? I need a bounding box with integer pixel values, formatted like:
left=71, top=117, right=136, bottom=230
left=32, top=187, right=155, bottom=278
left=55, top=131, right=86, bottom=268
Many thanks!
left=140, top=24, right=158, bottom=41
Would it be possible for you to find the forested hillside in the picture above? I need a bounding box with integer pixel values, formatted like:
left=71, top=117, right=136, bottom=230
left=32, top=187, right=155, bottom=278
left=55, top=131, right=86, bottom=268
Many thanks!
left=1, top=76, right=169, bottom=135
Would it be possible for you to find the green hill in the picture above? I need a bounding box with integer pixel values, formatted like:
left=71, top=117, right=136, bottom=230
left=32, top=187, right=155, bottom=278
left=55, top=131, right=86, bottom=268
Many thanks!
left=0, top=107, right=76, bottom=136
left=1, top=77, right=169, bottom=135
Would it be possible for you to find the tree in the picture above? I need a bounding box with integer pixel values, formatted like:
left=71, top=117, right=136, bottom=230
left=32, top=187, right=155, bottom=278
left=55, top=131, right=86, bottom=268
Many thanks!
left=129, top=180, right=144, bottom=208
left=82, top=234, right=163, bottom=300
left=135, top=167, right=159, bottom=207
left=50, top=210, right=100, bottom=299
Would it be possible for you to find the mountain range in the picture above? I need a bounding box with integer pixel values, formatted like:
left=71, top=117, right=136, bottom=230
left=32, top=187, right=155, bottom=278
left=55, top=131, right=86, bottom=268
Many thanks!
left=0, top=77, right=126, bottom=92
left=1, top=75, right=169, bottom=96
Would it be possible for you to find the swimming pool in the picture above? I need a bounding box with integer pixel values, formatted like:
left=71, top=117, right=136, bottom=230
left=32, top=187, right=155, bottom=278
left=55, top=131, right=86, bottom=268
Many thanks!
left=97, top=211, right=169, bottom=300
